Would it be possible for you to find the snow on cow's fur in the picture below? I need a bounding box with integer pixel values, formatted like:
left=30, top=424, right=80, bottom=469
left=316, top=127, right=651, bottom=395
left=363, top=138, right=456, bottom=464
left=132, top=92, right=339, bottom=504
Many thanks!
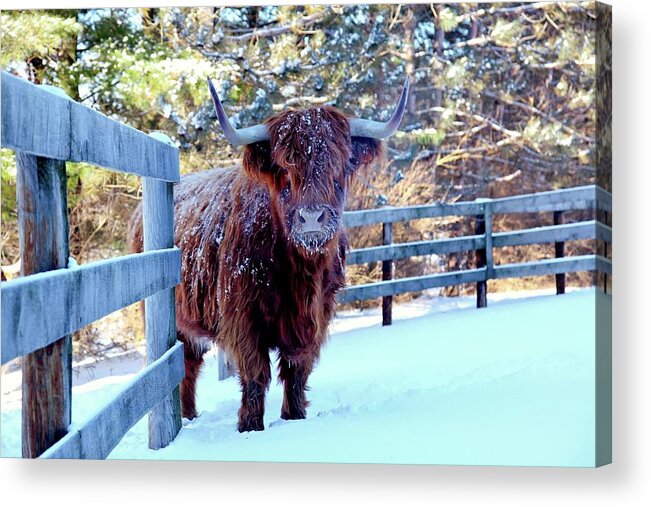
left=128, top=106, right=383, bottom=432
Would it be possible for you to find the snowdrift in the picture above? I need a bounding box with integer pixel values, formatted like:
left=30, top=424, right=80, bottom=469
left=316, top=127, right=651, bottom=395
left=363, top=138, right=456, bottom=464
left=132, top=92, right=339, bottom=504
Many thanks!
left=1, top=289, right=606, bottom=466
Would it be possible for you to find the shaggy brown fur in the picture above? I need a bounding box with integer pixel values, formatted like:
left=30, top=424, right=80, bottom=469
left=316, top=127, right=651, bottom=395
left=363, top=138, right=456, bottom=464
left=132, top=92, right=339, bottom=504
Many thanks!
left=128, top=107, right=382, bottom=431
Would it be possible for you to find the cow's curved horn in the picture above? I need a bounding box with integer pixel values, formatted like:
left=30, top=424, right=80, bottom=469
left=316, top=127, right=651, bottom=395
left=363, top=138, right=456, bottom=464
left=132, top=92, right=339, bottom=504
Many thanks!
left=349, top=77, right=410, bottom=139
left=207, top=78, right=270, bottom=146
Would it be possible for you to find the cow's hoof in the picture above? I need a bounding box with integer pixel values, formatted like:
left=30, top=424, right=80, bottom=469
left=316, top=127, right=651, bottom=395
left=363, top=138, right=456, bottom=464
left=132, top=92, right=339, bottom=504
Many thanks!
left=182, top=409, right=198, bottom=421
left=281, top=410, right=306, bottom=421
left=238, top=417, right=264, bottom=433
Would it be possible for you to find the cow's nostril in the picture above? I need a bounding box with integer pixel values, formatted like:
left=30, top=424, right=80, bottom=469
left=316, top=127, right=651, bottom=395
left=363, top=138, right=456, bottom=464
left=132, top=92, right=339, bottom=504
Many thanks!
left=297, top=207, right=328, bottom=233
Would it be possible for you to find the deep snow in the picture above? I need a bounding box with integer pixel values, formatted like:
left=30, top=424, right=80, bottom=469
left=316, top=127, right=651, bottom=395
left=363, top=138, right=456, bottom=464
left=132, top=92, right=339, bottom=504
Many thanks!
left=1, top=288, right=606, bottom=466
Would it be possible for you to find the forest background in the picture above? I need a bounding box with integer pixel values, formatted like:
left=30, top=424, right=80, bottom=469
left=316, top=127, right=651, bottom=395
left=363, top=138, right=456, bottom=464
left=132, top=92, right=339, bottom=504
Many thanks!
left=0, top=2, right=601, bottom=358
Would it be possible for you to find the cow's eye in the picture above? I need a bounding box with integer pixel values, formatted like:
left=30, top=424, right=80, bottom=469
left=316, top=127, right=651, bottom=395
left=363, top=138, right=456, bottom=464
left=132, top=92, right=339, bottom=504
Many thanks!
left=281, top=180, right=291, bottom=200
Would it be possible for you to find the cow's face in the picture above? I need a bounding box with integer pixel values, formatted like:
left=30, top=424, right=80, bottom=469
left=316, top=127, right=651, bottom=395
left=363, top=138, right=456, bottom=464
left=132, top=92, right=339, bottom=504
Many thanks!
left=242, top=108, right=382, bottom=255
left=207, top=77, right=408, bottom=256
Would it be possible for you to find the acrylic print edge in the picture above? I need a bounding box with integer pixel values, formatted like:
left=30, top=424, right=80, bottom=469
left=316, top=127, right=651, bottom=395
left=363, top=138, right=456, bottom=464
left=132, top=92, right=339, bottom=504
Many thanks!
left=595, top=0, right=612, bottom=468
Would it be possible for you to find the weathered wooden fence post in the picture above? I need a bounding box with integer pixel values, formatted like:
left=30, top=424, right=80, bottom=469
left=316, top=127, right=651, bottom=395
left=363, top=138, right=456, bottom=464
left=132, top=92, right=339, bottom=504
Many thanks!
left=17, top=153, right=72, bottom=458
left=474, top=198, right=493, bottom=308
left=143, top=135, right=182, bottom=449
left=484, top=201, right=494, bottom=292
left=553, top=210, right=566, bottom=294
left=474, top=213, right=486, bottom=308
left=381, top=220, right=393, bottom=326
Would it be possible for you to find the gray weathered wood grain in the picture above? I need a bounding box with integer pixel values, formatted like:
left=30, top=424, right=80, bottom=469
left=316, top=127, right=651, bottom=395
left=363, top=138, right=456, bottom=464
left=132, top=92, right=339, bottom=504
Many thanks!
left=346, top=221, right=608, bottom=265
left=342, top=254, right=605, bottom=304
left=338, top=268, right=487, bottom=303
left=1, top=248, right=181, bottom=364
left=2, top=72, right=185, bottom=457
left=70, top=103, right=180, bottom=182
left=340, top=190, right=611, bottom=304
left=143, top=176, right=182, bottom=450
left=490, top=186, right=597, bottom=214
left=0, top=71, right=180, bottom=182
left=493, top=220, right=599, bottom=247
left=343, top=201, right=484, bottom=227
left=493, top=255, right=598, bottom=279
left=16, top=153, right=72, bottom=458
left=1, top=72, right=71, bottom=161
left=342, top=186, right=610, bottom=227
left=40, top=342, right=185, bottom=460
left=346, top=235, right=485, bottom=265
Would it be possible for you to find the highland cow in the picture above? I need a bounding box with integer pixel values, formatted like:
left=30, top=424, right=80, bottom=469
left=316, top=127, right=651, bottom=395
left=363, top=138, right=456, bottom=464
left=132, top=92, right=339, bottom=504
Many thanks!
left=128, top=77, right=409, bottom=432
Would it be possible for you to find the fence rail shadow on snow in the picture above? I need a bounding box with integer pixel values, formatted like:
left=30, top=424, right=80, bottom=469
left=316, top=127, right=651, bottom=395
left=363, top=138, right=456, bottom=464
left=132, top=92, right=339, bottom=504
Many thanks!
left=0, top=71, right=183, bottom=459
left=339, top=185, right=612, bottom=326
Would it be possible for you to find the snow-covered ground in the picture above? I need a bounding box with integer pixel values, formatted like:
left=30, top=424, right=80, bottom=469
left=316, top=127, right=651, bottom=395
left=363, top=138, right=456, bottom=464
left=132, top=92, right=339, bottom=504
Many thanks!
left=1, top=288, right=606, bottom=466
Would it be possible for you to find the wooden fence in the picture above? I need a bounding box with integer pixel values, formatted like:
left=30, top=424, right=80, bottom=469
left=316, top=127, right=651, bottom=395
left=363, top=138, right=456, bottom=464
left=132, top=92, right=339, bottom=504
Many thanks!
left=339, top=185, right=612, bottom=325
left=0, top=71, right=183, bottom=459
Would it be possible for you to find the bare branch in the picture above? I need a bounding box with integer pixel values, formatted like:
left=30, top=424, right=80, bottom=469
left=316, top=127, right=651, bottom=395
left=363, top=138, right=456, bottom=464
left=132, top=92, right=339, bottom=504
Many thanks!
left=483, top=91, right=594, bottom=143
left=271, top=96, right=332, bottom=111
left=416, top=106, right=523, bottom=139
left=223, top=11, right=328, bottom=43
left=455, top=1, right=591, bottom=24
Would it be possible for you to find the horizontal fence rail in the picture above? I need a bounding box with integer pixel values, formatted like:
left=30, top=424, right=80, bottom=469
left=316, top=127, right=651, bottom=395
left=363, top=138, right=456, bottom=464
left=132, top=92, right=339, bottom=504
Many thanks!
left=343, top=201, right=484, bottom=227
left=343, top=185, right=611, bottom=228
left=346, top=235, right=485, bottom=265
left=1, top=248, right=181, bottom=364
left=40, top=342, right=185, bottom=460
left=339, top=185, right=612, bottom=316
left=1, top=72, right=179, bottom=182
left=492, top=220, right=608, bottom=248
left=490, top=185, right=597, bottom=214
left=1, top=71, right=183, bottom=458
left=493, top=254, right=604, bottom=280
left=338, top=268, right=487, bottom=304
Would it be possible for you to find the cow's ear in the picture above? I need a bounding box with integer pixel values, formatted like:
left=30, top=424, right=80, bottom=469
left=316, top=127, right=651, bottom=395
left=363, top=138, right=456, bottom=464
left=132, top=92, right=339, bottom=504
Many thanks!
left=242, top=141, right=277, bottom=187
left=348, top=137, right=384, bottom=176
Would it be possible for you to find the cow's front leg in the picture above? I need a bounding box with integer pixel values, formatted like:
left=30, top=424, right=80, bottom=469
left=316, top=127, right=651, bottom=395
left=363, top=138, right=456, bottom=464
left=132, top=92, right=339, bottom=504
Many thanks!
left=278, top=355, right=315, bottom=420
left=236, top=350, right=271, bottom=432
